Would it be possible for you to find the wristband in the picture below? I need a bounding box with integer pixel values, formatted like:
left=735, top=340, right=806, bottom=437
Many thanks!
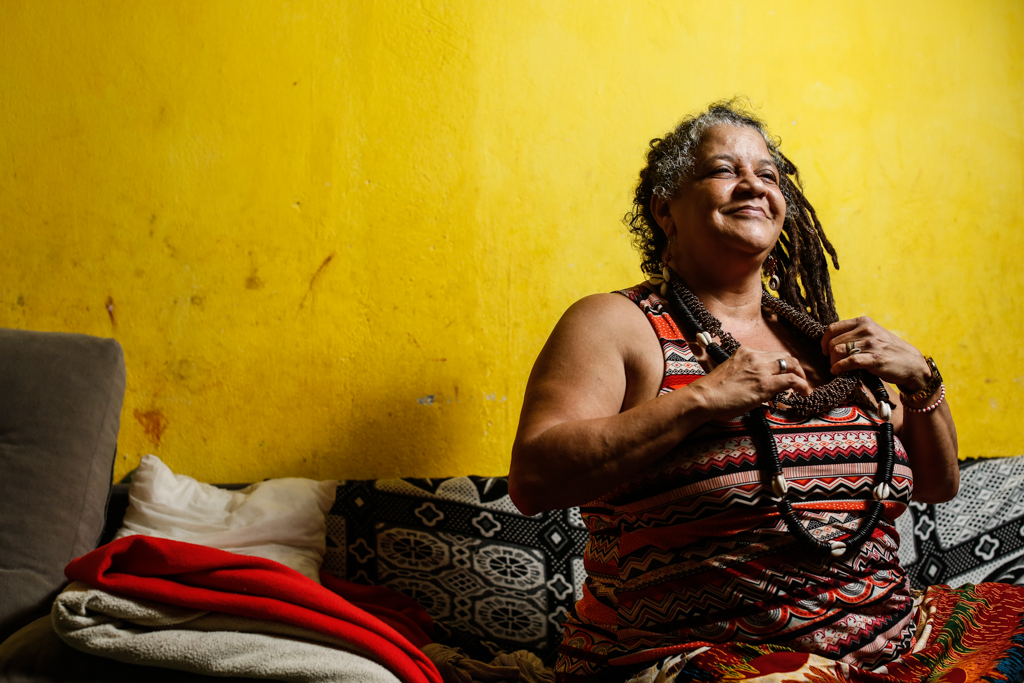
left=903, top=384, right=946, bottom=414
left=898, top=357, right=942, bottom=405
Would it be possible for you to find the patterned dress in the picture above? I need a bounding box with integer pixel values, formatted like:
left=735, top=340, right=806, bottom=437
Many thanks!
left=556, top=285, right=919, bottom=681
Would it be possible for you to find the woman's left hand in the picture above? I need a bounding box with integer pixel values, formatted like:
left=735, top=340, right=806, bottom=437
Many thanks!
left=820, top=316, right=931, bottom=392
left=823, top=316, right=958, bottom=504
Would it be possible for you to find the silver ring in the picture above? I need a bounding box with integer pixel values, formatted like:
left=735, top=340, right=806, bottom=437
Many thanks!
left=777, top=358, right=788, bottom=374
left=846, top=341, right=862, bottom=356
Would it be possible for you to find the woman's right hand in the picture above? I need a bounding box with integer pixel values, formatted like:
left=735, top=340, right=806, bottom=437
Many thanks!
left=688, top=346, right=814, bottom=420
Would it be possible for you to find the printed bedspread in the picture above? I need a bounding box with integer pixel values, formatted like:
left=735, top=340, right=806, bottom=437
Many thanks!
left=613, top=582, right=1024, bottom=683
left=52, top=535, right=442, bottom=683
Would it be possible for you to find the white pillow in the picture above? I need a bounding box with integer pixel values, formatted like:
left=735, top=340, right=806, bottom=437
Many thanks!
left=115, top=455, right=337, bottom=584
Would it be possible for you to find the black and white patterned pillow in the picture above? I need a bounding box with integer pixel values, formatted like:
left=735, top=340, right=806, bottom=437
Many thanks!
left=323, top=476, right=587, bottom=661
left=324, top=457, right=1024, bottom=659
left=899, top=456, right=1024, bottom=589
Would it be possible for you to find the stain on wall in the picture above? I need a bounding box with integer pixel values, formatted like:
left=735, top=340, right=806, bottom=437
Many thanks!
left=134, top=409, right=169, bottom=447
left=0, top=1, right=1021, bottom=483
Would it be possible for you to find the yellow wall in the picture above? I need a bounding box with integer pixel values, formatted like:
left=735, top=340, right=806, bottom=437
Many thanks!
left=1, top=1, right=1021, bottom=483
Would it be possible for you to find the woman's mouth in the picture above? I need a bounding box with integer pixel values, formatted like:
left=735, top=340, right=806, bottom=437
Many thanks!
left=731, top=205, right=767, bottom=216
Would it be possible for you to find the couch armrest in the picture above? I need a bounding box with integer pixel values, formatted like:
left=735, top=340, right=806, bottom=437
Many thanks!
left=0, top=328, right=126, bottom=642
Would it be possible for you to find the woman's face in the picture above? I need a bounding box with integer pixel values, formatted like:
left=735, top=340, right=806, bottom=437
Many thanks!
left=658, top=124, right=786, bottom=267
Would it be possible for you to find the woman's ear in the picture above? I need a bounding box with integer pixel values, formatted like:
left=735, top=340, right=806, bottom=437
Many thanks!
left=651, top=193, right=675, bottom=239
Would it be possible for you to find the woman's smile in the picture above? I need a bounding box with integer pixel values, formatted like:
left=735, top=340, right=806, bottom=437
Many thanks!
left=728, top=204, right=768, bottom=216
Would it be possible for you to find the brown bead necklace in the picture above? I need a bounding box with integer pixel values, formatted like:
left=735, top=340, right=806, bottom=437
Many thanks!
left=657, top=268, right=896, bottom=556
left=666, top=274, right=861, bottom=416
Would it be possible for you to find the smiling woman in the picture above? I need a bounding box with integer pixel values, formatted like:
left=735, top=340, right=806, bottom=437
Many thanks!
left=652, top=126, right=787, bottom=273
left=506, top=101, right=1024, bottom=682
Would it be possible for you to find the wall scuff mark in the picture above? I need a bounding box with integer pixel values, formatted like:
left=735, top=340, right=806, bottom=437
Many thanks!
left=105, top=296, right=116, bottom=326
left=299, top=252, right=335, bottom=308
left=245, top=269, right=265, bottom=290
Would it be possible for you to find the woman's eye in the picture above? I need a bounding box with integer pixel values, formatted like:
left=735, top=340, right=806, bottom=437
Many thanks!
left=710, top=167, right=733, bottom=177
left=760, top=172, right=779, bottom=183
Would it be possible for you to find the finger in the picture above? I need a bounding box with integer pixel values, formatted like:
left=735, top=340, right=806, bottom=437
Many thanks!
left=772, top=355, right=807, bottom=381
left=820, top=319, right=860, bottom=355
left=791, top=376, right=814, bottom=397
left=769, top=372, right=813, bottom=397
left=761, top=357, right=809, bottom=393
left=830, top=351, right=875, bottom=376
left=832, top=338, right=866, bottom=357
left=827, top=336, right=869, bottom=367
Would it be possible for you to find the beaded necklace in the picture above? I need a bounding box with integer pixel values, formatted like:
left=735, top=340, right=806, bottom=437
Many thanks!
left=655, top=268, right=896, bottom=557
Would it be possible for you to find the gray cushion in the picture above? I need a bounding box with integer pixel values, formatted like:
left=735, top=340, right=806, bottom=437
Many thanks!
left=0, top=328, right=126, bottom=642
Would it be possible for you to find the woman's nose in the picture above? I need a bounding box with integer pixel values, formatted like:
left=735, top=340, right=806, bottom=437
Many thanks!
left=736, top=169, right=766, bottom=195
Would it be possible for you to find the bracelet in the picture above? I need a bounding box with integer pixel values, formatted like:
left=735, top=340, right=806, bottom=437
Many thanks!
left=899, top=356, right=943, bottom=404
left=903, top=384, right=946, bottom=414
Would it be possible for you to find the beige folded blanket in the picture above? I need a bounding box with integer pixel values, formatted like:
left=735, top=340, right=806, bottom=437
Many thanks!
left=52, top=582, right=401, bottom=683
left=422, top=643, right=554, bottom=683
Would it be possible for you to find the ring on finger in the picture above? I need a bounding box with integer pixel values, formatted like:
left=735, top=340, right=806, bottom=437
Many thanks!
left=777, top=358, right=788, bottom=374
left=846, top=341, right=862, bottom=356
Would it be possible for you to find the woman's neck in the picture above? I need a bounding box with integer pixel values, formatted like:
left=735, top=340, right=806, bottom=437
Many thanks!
left=675, top=266, right=766, bottom=336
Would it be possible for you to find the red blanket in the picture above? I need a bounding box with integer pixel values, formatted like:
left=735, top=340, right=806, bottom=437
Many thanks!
left=66, top=535, right=441, bottom=683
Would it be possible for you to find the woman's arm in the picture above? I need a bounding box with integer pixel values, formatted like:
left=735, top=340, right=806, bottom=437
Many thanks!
left=822, top=318, right=959, bottom=503
left=510, top=293, right=814, bottom=515
left=894, top=387, right=959, bottom=504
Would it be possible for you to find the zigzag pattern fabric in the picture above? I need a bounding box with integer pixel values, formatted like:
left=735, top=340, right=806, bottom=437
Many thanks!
left=556, top=286, right=917, bottom=681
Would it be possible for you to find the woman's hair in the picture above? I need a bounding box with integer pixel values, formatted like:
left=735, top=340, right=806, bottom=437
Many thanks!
left=625, top=99, right=841, bottom=324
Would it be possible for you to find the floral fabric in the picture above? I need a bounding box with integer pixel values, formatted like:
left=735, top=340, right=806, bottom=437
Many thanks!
left=620, top=583, right=1024, bottom=682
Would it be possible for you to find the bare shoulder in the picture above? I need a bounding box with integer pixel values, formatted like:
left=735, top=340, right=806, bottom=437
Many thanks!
left=543, top=290, right=660, bottom=364
left=557, top=290, right=652, bottom=335
left=519, top=289, right=662, bottom=431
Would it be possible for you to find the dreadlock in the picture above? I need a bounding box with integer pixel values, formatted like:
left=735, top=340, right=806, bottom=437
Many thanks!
left=625, top=99, right=842, bottom=324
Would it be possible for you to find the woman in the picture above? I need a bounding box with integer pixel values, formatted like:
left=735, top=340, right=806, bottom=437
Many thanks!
left=509, top=102, right=1019, bottom=682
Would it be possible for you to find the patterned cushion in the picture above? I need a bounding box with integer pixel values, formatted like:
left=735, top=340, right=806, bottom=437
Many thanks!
left=325, top=457, right=1024, bottom=659
left=899, top=456, right=1024, bottom=589
left=324, top=477, right=586, bottom=661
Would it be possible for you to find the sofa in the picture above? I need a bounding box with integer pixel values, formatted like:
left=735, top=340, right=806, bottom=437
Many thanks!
left=2, top=327, right=1024, bottom=682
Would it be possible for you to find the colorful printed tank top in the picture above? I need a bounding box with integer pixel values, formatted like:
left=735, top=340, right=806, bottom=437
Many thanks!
left=555, top=286, right=917, bottom=681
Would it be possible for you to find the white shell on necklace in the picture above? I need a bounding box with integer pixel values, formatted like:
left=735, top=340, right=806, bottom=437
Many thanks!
left=771, top=473, right=789, bottom=498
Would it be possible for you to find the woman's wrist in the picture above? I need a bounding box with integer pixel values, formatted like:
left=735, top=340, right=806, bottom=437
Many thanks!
left=898, top=357, right=942, bottom=403
left=678, top=382, right=716, bottom=424
left=902, top=383, right=946, bottom=414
